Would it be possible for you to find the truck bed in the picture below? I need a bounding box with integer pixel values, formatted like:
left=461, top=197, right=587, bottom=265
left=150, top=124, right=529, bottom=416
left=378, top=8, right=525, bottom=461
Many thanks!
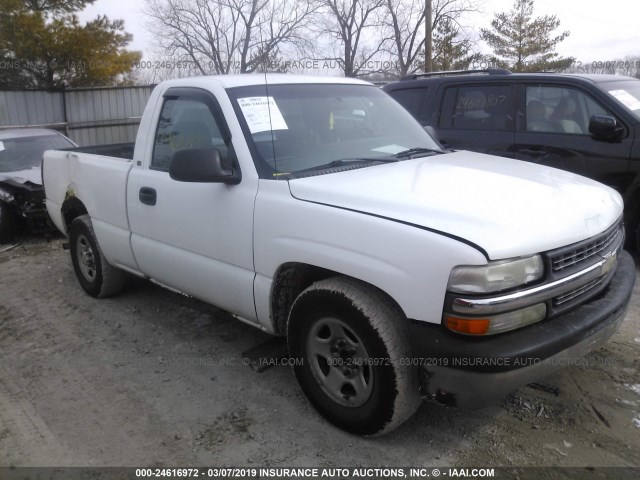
left=63, top=143, right=135, bottom=160
left=43, top=149, right=133, bottom=239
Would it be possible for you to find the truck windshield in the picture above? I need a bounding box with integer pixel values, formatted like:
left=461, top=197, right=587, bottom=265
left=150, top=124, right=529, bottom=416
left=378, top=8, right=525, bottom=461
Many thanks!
left=0, top=134, right=76, bottom=173
left=228, top=83, right=443, bottom=177
left=603, top=80, right=640, bottom=120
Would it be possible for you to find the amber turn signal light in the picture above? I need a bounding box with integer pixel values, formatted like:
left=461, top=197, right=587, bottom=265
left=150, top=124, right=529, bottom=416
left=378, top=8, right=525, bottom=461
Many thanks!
left=445, top=316, right=490, bottom=335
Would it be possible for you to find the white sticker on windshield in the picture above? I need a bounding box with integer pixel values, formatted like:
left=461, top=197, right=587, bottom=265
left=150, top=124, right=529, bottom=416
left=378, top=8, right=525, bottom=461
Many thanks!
left=0, top=141, right=4, bottom=152
left=609, top=89, right=640, bottom=111
left=238, top=96, right=288, bottom=133
left=372, top=144, right=408, bottom=154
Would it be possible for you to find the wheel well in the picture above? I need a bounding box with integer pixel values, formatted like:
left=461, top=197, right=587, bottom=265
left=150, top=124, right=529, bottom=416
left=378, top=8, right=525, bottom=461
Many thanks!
left=61, top=196, right=88, bottom=232
left=270, top=263, right=406, bottom=336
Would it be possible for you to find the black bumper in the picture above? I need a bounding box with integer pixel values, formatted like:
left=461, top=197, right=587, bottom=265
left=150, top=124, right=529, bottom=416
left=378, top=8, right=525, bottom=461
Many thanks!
left=407, top=250, right=636, bottom=407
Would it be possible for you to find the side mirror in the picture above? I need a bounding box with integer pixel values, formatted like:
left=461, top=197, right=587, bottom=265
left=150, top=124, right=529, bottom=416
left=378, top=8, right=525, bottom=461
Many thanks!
left=589, top=115, right=624, bottom=142
left=169, top=148, right=240, bottom=184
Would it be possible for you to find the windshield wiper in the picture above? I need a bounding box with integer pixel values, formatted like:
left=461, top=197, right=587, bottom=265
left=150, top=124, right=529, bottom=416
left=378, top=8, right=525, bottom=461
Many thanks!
left=393, top=147, right=444, bottom=159
left=288, top=157, right=399, bottom=176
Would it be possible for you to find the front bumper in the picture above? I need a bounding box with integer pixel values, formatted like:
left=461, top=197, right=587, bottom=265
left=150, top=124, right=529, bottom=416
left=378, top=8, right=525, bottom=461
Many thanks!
left=408, top=250, right=636, bottom=408
left=0, top=180, right=50, bottom=232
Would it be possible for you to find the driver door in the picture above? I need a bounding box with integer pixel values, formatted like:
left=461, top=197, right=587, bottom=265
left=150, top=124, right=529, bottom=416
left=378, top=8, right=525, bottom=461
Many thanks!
left=126, top=87, right=259, bottom=322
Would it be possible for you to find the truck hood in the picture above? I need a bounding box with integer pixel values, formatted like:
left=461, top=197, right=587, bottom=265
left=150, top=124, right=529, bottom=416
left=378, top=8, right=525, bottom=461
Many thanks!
left=287, top=151, right=623, bottom=260
left=0, top=168, right=42, bottom=185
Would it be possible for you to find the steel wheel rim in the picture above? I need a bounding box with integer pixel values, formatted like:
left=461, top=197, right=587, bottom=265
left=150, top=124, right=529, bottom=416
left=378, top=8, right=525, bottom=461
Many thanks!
left=306, top=316, right=373, bottom=407
left=76, top=234, right=97, bottom=283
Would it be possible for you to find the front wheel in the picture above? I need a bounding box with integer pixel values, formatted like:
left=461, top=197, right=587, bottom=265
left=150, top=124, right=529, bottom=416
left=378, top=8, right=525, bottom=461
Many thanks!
left=69, top=215, right=126, bottom=298
left=287, top=277, right=420, bottom=436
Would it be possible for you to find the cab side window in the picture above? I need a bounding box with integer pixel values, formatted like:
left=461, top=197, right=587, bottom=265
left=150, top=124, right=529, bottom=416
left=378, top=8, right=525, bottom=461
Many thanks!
left=151, top=97, right=229, bottom=172
left=524, top=86, right=615, bottom=135
left=439, top=85, right=513, bottom=131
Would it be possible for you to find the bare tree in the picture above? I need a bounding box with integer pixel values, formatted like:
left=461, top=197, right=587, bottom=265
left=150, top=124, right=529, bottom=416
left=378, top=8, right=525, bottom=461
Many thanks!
left=382, top=0, right=424, bottom=77
left=314, top=0, right=389, bottom=78
left=432, top=0, right=478, bottom=31
left=143, top=0, right=315, bottom=75
left=383, top=0, right=479, bottom=77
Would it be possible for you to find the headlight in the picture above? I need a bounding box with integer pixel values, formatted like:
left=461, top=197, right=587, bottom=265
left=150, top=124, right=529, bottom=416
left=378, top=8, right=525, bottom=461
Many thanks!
left=444, top=255, right=546, bottom=335
left=447, top=255, right=544, bottom=294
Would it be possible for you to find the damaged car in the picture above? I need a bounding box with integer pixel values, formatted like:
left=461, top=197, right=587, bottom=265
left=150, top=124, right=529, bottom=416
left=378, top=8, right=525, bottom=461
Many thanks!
left=0, top=128, right=77, bottom=243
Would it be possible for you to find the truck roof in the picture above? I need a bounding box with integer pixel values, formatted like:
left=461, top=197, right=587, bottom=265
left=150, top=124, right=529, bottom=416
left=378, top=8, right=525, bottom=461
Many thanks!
left=159, top=74, right=371, bottom=90
left=392, top=69, right=638, bottom=86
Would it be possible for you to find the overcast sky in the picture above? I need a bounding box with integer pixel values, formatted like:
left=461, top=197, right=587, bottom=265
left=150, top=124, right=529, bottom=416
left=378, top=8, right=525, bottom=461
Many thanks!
left=78, top=0, right=640, bottom=64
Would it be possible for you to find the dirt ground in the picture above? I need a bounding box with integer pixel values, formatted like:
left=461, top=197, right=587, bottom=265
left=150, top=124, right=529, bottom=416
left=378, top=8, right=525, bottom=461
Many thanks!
left=1, top=235, right=639, bottom=472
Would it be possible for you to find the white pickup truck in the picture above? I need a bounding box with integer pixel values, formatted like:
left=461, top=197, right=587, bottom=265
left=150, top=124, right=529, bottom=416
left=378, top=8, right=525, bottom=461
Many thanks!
left=43, top=74, right=636, bottom=436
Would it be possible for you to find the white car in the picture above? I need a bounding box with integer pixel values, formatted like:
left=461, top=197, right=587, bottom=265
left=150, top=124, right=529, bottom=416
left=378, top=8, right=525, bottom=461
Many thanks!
left=42, top=75, right=636, bottom=435
left=0, top=128, right=76, bottom=242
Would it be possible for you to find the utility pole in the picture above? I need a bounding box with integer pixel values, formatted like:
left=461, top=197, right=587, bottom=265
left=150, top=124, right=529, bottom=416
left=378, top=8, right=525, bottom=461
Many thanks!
left=425, top=0, right=433, bottom=72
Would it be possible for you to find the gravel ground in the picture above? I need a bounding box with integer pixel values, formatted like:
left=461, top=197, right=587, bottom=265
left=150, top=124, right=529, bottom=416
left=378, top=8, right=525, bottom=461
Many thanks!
left=1, top=235, right=639, bottom=471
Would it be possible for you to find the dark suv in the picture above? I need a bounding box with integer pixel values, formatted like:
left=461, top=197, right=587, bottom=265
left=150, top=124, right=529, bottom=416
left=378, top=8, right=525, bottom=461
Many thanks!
left=383, top=69, right=640, bottom=249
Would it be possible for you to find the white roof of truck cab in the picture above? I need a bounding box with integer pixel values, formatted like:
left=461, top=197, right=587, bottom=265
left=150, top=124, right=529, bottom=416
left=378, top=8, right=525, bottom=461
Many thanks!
left=159, top=74, right=372, bottom=90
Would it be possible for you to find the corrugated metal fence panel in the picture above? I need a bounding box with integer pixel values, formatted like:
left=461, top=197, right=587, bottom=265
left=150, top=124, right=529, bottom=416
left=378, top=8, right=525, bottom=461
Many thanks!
left=0, top=86, right=154, bottom=145
left=71, top=124, right=140, bottom=147
left=0, top=90, right=65, bottom=126
left=66, top=87, right=153, bottom=124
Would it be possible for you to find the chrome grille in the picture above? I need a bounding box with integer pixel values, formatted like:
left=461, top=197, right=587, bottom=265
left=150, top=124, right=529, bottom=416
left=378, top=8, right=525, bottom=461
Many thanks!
left=551, top=225, right=622, bottom=272
left=553, top=275, right=607, bottom=306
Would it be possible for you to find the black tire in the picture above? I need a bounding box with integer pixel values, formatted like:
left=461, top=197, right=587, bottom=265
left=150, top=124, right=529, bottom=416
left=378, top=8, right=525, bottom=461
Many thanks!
left=0, top=201, right=22, bottom=244
left=287, top=276, right=421, bottom=436
left=69, top=214, right=126, bottom=298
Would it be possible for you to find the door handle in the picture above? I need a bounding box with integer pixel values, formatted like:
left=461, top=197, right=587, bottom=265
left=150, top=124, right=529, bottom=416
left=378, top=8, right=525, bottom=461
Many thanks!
left=139, top=187, right=157, bottom=206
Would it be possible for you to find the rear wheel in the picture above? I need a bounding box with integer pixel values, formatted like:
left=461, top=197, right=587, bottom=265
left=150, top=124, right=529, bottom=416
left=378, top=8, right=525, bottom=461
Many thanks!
left=0, top=201, right=22, bottom=244
left=70, top=215, right=126, bottom=297
left=287, top=276, right=420, bottom=436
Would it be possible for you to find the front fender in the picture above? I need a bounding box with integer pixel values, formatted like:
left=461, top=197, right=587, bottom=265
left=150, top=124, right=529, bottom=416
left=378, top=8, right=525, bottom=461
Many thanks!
left=253, top=180, right=487, bottom=328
